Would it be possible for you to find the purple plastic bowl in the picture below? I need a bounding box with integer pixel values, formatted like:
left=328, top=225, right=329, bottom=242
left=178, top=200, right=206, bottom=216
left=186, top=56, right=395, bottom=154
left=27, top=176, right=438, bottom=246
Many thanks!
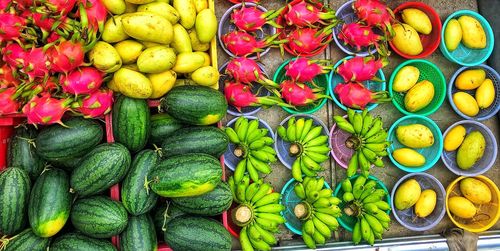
left=329, top=115, right=353, bottom=169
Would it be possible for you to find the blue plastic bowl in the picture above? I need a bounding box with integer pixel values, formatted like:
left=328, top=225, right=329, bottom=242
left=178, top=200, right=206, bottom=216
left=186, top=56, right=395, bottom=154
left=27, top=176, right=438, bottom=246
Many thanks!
left=329, top=56, right=386, bottom=112
left=448, top=64, right=500, bottom=121
left=280, top=178, right=331, bottom=235
left=439, top=10, right=495, bottom=66
left=387, top=115, right=444, bottom=173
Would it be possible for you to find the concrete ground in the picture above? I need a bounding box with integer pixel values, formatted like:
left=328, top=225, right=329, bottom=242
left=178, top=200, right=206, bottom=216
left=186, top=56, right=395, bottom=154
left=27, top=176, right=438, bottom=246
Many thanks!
left=216, top=0, right=499, bottom=247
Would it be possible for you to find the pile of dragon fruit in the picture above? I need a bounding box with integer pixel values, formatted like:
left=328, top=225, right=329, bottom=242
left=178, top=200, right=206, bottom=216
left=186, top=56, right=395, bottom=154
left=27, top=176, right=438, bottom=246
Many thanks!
left=0, top=0, right=112, bottom=125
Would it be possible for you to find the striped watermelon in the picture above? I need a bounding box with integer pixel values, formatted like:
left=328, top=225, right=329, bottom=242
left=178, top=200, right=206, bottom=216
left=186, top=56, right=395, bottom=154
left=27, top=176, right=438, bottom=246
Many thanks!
left=0, top=168, right=31, bottom=236
left=119, top=214, right=157, bottom=251
left=152, top=203, right=186, bottom=235
left=50, top=233, right=117, bottom=251
left=161, top=126, right=229, bottom=158
left=7, top=126, right=45, bottom=180
left=2, top=228, right=50, bottom=251
left=112, top=95, right=151, bottom=152
left=149, top=113, right=184, bottom=145
left=172, top=182, right=233, bottom=216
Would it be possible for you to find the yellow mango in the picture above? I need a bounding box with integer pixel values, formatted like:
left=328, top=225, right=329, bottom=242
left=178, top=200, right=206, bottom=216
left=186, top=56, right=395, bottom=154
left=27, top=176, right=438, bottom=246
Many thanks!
left=142, top=41, right=163, bottom=48
left=455, top=69, right=486, bottom=90
left=188, top=29, right=210, bottom=52
left=113, top=68, right=152, bottom=98
left=148, top=70, right=177, bottom=99
left=393, top=65, right=420, bottom=92
left=453, top=92, right=479, bottom=117
left=114, top=40, right=144, bottom=64
left=195, top=8, right=217, bottom=43
left=456, top=131, right=485, bottom=170
left=124, top=0, right=154, bottom=4
left=174, top=78, right=197, bottom=87
left=404, top=80, right=434, bottom=112
left=444, top=19, right=462, bottom=51
left=171, top=24, right=192, bottom=53
left=194, top=0, right=207, bottom=13
left=392, top=23, right=423, bottom=56
left=107, top=79, right=120, bottom=92
left=392, top=148, right=426, bottom=167
left=191, top=66, right=219, bottom=86
left=448, top=196, right=476, bottom=219
left=460, top=178, right=492, bottom=204
left=137, top=46, right=177, bottom=73
left=396, top=123, right=434, bottom=148
left=444, top=125, right=466, bottom=151
left=194, top=51, right=211, bottom=67
left=102, top=0, right=126, bottom=14
left=458, top=15, right=487, bottom=49
left=137, top=2, right=180, bottom=24
left=394, top=179, right=422, bottom=210
left=401, top=8, right=432, bottom=35
left=88, top=41, right=122, bottom=73
left=415, top=189, right=437, bottom=218
left=121, top=12, right=173, bottom=44
left=475, top=78, right=495, bottom=109
left=122, top=64, right=139, bottom=71
left=172, top=52, right=205, bottom=73
left=102, top=15, right=129, bottom=43
left=173, top=0, right=196, bottom=29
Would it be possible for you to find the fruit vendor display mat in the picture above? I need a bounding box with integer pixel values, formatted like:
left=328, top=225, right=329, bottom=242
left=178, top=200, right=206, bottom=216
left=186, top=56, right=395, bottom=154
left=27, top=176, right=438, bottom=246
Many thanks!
left=215, top=0, right=499, bottom=249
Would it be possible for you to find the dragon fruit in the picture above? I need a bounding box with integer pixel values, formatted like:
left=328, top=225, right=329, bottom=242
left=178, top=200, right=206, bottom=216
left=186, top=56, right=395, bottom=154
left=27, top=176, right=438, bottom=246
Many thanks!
left=76, top=88, right=113, bottom=118
left=23, top=47, right=50, bottom=80
left=287, top=27, right=332, bottom=55
left=78, top=0, right=107, bottom=32
left=22, top=93, right=72, bottom=125
left=0, top=64, right=19, bottom=88
left=2, top=43, right=26, bottom=69
left=224, top=81, right=291, bottom=110
left=225, top=57, right=280, bottom=88
left=0, top=13, right=26, bottom=42
left=280, top=80, right=329, bottom=106
left=285, top=57, right=331, bottom=83
left=231, top=4, right=282, bottom=32
left=0, top=87, right=21, bottom=115
left=47, top=40, right=85, bottom=73
left=222, top=30, right=286, bottom=57
left=338, top=22, right=387, bottom=55
left=60, top=67, right=104, bottom=95
left=40, top=0, right=78, bottom=15
left=336, top=56, right=388, bottom=82
left=284, top=0, right=338, bottom=27
left=334, top=82, right=391, bottom=109
left=353, top=0, right=394, bottom=36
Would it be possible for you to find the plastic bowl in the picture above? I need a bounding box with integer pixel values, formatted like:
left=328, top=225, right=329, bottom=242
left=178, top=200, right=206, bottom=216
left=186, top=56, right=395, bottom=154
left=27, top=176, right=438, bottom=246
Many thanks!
left=280, top=178, right=331, bottom=235
left=329, top=56, right=386, bottom=112
left=439, top=10, right=495, bottom=66
left=273, top=58, right=330, bottom=114
left=389, top=2, right=442, bottom=59
left=223, top=116, right=275, bottom=171
left=218, top=61, right=270, bottom=116
left=333, top=174, right=391, bottom=232
left=446, top=175, right=500, bottom=233
left=389, top=59, right=446, bottom=116
left=387, top=115, right=443, bottom=173
left=391, top=173, right=447, bottom=232
left=274, top=114, right=329, bottom=169
left=441, top=120, right=498, bottom=177
left=332, top=0, right=378, bottom=56
left=329, top=115, right=354, bottom=169
left=447, top=64, right=500, bottom=121
left=218, top=3, right=276, bottom=59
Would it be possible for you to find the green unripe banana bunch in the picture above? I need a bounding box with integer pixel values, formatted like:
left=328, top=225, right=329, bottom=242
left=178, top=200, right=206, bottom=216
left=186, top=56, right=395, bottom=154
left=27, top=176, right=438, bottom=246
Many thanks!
left=292, top=176, right=342, bottom=249
left=277, top=117, right=330, bottom=182
left=225, top=116, right=278, bottom=183
left=339, top=176, right=391, bottom=246
left=333, top=108, right=391, bottom=178
left=228, top=174, right=285, bottom=251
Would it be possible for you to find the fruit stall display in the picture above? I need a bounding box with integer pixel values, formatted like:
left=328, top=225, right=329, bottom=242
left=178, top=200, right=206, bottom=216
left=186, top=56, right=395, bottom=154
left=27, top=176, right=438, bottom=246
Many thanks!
left=0, top=0, right=498, bottom=251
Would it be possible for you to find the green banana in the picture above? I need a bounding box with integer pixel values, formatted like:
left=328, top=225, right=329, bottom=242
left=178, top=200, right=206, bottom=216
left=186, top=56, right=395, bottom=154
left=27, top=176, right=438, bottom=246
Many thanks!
left=333, top=116, right=355, bottom=134
left=294, top=183, right=306, bottom=199
left=287, top=117, right=296, bottom=128
left=249, top=140, right=266, bottom=150
left=306, top=190, right=319, bottom=203
left=312, top=216, right=331, bottom=238
left=303, top=219, right=315, bottom=236
left=366, top=224, right=375, bottom=245
left=251, top=183, right=272, bottom=204
left=364, top=213, right=383, bottom=234
left=295, top=118, right=305, bottom=141
left=248, top=156, right=272, bottom=174
left=286, top=123, right=297, bottom=142
left=374, top=149, right=388, bottom=157
left=300, top=119, right=314, bottom=142
left=302, top=155, right=322, bottom=171
left=302, top=232, right=316, bottom=249
left=315, top=212, right=339, bottom=230
left=304, top=144, right=330, bottom=154
left=374, top=200, right=391, bottom=211
left=372, top=209, right=391, bottom=223
left=245, top=119, right=260, bottom=142
left=250, top=150, right=271, bottom=162
left=347, top=108, right=356, bottom=124
left=254, top=192, right=280, bottom=208
left=247, top=128, right=268, bottom=143
left=346, top=151, right=358, bottom=177
left=315, top=177, right=325, bottom=191
left=305, top=176, right=318, bottom=193
left=234, top=116, right=246, bottom=134
left=304, top=151, right=329, bottom=163
left=236, top=182, right=247, bottom=203
left=341, top=178, right=353, bottom=192
left=328, top=197, right=342, bottom=205
left=236, top=117, right=249, bottom=142
left=363, top=189, right=386, bottom=203
left=312, top=230, right=326, bottom=245
left=358, top=151, right=370, bottom=173
left=362, top=147, right=378, bottom=162
left=380, top=219, right=390, bottom=230
left=364, top=142, right=389, bottom=152
left=363, top=202, right=379, bottom=215
left=360, top=217, right=371, bottom=242
left=246, top=158, right=260, bottom=182
left=359, top=180, right=377, bottom=199
left=253, top=223, right=277, bottom=245
left=304, top=135, right=328, bottom=147
left=360, top=113, right=373, bottom=136
left=314, top=205, right=341, bottom=216
left=249, top=234, right=271, bottom=251
left=292, top=159, right=303, bottom=182
left=302, top=126, right=323, bottom=143
left=365, top=131, right=388, bottom=143
left=255, top=218, right=279, bottom=232
left=234, top=159, right=247, bottom=183
left=225, top=127, right=240, bottom=144
left=255, top=204, right=285, bottom=214
left=255, top=212, right=285, bottom=224
left=300, top=158, right=317, bottom=177
left=245, top=183, right=260, bottom=202
left=318, top=189, right=332, bottom=199
left=313, top=197, right=331, bottom=208
left=363, top=117, right=382, bottom=140
left=353, top=112, right=363, bottom=135
left=373, top=157, right=384, bottom=167
left=260, top=146, right=276, bottom=155
left=343, top=192, right=354, bottom=202
left=228, top=176, right=237, bottom=202
left=277, top=125, right=288, bottom=141
left=352, top=175, right=367, bottom=199
left=239, top=227, right=255, bottom=251
left=352, top=220, right=362, bottom=245
left=248, top=223, right=262, bottom=241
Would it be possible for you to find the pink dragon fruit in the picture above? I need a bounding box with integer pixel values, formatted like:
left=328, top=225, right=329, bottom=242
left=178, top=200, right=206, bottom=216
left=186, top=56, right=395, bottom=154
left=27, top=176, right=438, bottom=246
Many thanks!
left=353, top=0, right=394, bottom=36
left=22, top=93, right=72, bottom=125
left=285, top=57, right=331, bottom=83
left=60, top=67, right=104, bottom=95
left=222, top=30, right=286, bottom=57
left=47, top=40, right=85, bottom=73
left=2, top=43, right=26, bottom=69
left=231, top=4, right=282, bottom=32
left=76, top=88, right=113, bottom=118
left=287, top=27, right=332, bottom=55
left=284, top=0, right=338, bottom=27
left=338, top=22, right=388, bottom=55
left=280, top=80, right=329, bottom=106
left=336, top=56, right=388, bottom=82
left=0, top=13, right=26, bottom=42
left=334, top=82, right=391, bottom=109
left=0, top=64, right=19, bottom=88
left=0, top=87, right=20, bottom=115
left=225, top=57, right=280, bottom=88
left=224, top=81, right=291, bottom=110
left=39, top=0, right=78, bottom=15
left=22, top=47, right=50, bottom=80
left=78, top=0, right=107, bottom=32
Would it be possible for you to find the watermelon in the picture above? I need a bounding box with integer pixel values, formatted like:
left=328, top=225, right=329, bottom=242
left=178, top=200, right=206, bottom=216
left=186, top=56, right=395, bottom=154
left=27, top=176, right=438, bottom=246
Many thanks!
left=7, top=126, right=45, bottom=180
left=2, top=228, right=50, bottom=251
left=161, top=85, right=227, bottom=125
left=0, top=168, right=31, bottom=236
left=70, top=196, right=128, bottom=238
left=34, top=117, right=103, bottom=163
left=150, top=153, right=222, bottom=197
left=112, top=95, right=150, bottom=152
left=164, top=216, right=231, bottom=251
left=152, top=203, right=186, bottom=235
left=50, top=233, right=116, bottom=251
left=120, top=214, right=157, bottom=251
left=161, top=126, right=229, bottom=158
left=172, top=182, right=233, bottom=216
left=121, top=149, right=159, bottom=215
left=70, top=143, right=131, bottom=197
left=150, top=113, right=183, bottom=145
left=28, top=168, right=71, bottom=238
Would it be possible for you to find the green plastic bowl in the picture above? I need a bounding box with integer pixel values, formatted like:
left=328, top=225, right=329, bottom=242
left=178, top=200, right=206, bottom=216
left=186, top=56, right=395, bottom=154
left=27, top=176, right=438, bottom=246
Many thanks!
left=333, top=174, right=390, bottom=232
left=389, top=59, right=446, bottom=116
left=273, top=58, right=330, bottom=114
left=439, top=10, right=494, bottom=66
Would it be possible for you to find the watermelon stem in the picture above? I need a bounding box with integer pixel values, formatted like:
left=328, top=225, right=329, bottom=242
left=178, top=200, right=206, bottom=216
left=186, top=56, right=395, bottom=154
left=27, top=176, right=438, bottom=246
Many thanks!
left=162, top=202, right=171, bottom=232
left=152, top=144, right=163, bottom=158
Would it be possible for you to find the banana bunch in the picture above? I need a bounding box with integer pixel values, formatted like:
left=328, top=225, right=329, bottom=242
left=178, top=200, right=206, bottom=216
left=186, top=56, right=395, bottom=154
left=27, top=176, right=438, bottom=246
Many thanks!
left=340, top=176, right=391, bottom=245
left=293, top=176, right=342, bottom=249
left=228, top=174, right=285, bottom=251
left=276, top=117, right=330, bottom=182
left=225, top=117, right=278, bottom=183
left=333, top=108, right=391, bottom=177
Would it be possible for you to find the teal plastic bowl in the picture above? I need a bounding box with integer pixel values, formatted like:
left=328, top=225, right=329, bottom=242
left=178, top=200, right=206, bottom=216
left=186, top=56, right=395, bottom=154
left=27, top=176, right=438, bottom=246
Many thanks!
left=273, top=58, right=330, bottom=114
left=389, top=59, right=446, bottom=116
left=439, top=10, right=494, bottom=66
left=280, top=178, right=330, bottom=235
left=329, top=56, right=386, bottom=112
left=387, top=115, right=444, bottom=172
left=333, top=174, right=390, bottom=232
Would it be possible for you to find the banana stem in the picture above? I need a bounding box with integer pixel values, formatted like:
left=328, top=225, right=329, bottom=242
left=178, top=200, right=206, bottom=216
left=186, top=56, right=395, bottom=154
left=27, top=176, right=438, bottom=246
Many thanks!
left=232, top=204, right=254, bottom=227
left=345, top=135, right=362, bottom=150
left=289, top=143, right=303, bottom=156
left=294, top=202, right=312, bottom=220
left=234, top=144, right=248, bottom=158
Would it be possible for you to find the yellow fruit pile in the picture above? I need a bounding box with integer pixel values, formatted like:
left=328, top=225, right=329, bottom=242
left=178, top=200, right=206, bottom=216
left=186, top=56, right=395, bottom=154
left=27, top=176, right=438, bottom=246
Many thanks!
left=453, top=69, right=495, bottom=117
